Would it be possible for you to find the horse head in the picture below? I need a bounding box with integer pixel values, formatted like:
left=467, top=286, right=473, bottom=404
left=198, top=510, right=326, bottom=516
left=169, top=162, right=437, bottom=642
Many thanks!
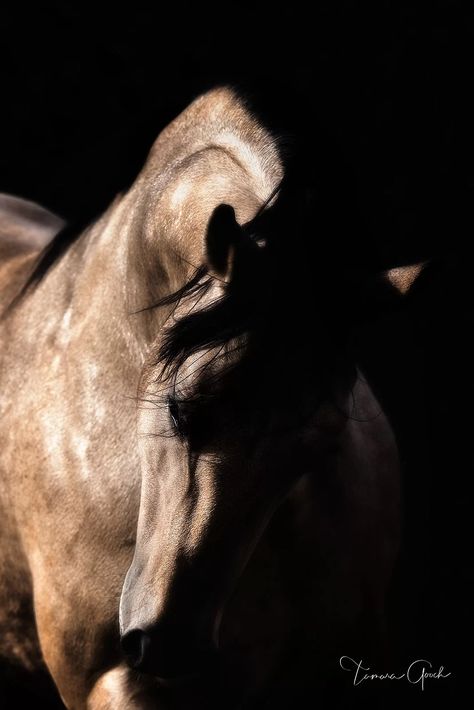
left=118, top=88, right=421, bottom=688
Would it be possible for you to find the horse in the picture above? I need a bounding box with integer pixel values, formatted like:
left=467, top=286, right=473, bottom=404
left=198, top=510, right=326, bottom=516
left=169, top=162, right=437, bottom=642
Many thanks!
left=0, top=87, right=420, bottom=709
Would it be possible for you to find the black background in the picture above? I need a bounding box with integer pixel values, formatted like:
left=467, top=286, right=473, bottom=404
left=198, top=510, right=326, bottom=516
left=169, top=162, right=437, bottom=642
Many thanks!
left=1, top=1, right=472, bottom=707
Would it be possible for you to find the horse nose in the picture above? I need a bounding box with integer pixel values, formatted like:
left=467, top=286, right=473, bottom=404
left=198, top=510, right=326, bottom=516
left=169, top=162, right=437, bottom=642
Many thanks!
left=121, top=628, right=152, bottom=670
left=120, top=626, right=218, bottom=682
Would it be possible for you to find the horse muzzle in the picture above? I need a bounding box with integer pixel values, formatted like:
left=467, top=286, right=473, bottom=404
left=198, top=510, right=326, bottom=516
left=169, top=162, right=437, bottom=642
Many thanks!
left=120, top=622, right=219, bottom=684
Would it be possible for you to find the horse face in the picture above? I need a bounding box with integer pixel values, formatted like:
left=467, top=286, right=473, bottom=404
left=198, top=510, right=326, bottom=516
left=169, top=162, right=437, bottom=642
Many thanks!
left=119, top=203, right=347, bottom=682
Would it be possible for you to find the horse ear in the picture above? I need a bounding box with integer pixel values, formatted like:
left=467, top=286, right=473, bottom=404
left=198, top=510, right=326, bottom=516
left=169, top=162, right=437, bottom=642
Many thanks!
left=383, top=262, right=426, bottom=294
left=205, top=204, right=244, bottom=280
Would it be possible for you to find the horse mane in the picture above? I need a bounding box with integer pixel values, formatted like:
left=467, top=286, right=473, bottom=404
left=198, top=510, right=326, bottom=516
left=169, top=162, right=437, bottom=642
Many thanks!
left=155, top=267, right=258, bottom=382
left=151, top=183, right=285, bottom=383
left=26, top=219, right=87, bottom=285
left=151, top=177, right=358, bottom=404
left=3, top=215, right=92, bottom=314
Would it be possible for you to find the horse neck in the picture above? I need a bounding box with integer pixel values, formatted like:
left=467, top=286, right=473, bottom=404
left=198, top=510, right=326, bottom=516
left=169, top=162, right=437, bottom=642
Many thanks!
left=11, top=187, right=181, bottom=380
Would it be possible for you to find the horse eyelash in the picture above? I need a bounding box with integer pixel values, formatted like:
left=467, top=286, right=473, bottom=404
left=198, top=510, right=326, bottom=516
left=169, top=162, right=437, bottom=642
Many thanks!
left=167, top=396, right=182, bottom=432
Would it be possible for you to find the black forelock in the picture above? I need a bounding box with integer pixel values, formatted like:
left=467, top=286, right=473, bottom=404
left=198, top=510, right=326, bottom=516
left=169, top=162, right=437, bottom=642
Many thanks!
left=152, top=199, right=343, bottom=392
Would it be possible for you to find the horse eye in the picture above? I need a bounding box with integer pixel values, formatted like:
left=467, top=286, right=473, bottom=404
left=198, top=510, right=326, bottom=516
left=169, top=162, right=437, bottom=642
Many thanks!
left=168, top=397, right=185, bottom=435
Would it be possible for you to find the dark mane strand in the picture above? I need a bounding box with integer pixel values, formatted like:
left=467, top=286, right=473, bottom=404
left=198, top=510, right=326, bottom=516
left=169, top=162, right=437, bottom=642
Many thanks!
left=4, top=216, right=93, bottom=314
left=150, top=188, right=287, bottom=384
left=155, top=268, right=259, bottom=382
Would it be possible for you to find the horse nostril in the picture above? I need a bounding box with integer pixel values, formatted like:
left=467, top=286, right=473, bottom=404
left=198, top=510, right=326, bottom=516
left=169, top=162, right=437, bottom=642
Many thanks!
left=121, top=629, right=152, bottom=670
left=121, top=625, right=219, bottom=682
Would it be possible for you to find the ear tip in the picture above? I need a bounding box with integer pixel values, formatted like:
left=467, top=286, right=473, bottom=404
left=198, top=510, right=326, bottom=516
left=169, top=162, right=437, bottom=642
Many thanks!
left=214, top=203, right=235, bottom=218
left=385, top=262, right=426, bottom=294
left=208, top=204, right=237, bottom=233
left=206, top=203, right=241, bottom=278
